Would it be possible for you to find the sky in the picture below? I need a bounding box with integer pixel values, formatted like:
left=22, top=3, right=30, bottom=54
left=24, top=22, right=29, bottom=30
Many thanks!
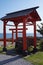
left=0, top=0, right=43, bottom=33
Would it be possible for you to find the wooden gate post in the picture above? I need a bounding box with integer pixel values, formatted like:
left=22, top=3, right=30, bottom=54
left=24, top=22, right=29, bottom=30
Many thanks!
left=3, top=21, right=7, bottom=51
left=33, top=22, right=38, bottom=52
left=34, top=22, right=36, bottom=48
left=23, top=19, right=27, bottom=51
left=16, top=25, right=18, bottom=40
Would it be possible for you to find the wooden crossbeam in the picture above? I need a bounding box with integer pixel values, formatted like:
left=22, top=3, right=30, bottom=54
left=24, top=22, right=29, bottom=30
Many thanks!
left=9, top=28, right=28, bottom=30
left=18, top=24, right=33, bottom=26
left=7, top=23, right=33, bottom=27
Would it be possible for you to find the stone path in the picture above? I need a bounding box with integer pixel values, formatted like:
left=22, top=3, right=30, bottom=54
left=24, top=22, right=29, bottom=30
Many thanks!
left=0, top=54, right=33, bottom=65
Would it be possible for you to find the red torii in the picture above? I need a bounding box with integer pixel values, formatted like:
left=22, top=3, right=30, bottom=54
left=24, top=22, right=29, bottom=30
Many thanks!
left=0, top=6, right=41, bottom=52
left=9, top=28, right=28, bottom=44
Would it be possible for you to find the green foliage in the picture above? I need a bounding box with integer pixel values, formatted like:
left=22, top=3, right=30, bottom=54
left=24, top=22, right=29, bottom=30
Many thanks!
left=28, top=46, right=34, bottom=52
left=0, top=44, right=15, bottom=54
left=37, top=23, right=43, bottom=37
left=0, top=46, right=3, bottom=52
left=39, top=40, right=43, bottom=51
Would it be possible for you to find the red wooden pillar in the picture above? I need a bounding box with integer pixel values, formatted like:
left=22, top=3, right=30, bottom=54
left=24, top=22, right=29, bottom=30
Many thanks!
left=12, top=30, right=14, bottom=44
left=34, top=22, right=36, bottom=48
left=16, top=25, right=18, bottom=40
left=3, top=21, right=7, bottom=51
left=23, top=19, right=27, bottom=51
left=9, top=29, right=14, bottom=44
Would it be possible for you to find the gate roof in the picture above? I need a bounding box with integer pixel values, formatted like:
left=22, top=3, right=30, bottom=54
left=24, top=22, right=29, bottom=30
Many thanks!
left=0, top=6, right=41, bottom=23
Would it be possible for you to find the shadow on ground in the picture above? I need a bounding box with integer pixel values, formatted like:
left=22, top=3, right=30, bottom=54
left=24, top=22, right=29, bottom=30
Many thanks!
left=0, top=48, right=25, bottom=65
left=0, top=55, right=22, bottom=65
left=6, top=48, right=17, bottom=56
left=6, top=48, right=27, bottom=56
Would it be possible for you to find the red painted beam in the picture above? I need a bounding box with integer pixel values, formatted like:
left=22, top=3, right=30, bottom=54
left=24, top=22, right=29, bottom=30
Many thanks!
left=18, top=24, right=33, bottom=26
left=9, top=28, right=28, bottom=30
left=7, top=23, right=33, bottom=27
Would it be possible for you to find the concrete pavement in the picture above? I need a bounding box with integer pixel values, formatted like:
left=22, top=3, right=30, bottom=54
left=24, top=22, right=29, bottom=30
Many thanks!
left=0, top=54, right=33, bottom=65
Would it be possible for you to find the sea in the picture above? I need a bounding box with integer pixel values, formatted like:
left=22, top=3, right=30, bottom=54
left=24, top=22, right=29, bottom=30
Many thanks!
left=0, top=33, right=42, bottom=39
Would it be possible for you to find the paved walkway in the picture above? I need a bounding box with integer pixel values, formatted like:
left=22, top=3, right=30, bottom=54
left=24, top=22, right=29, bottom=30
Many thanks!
left=0, top=54, right=33, bottom=65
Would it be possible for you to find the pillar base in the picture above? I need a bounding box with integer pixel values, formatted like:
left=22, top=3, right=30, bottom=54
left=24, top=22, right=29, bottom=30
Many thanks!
left=22, top=50, right=28, bottom=56
left=3, top=47, right=7, bottom=52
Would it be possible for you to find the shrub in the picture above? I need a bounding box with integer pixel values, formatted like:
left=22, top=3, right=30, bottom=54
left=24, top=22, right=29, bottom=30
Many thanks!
left=39, top=40, right=43, bottom=51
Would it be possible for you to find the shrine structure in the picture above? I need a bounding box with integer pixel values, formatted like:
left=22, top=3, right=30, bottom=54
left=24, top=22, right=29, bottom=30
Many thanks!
left=0, top=6, right=41, bottom=53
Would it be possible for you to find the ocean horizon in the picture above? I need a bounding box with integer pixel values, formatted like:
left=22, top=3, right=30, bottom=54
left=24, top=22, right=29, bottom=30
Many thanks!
left=0, top=33, right=42, bottom=39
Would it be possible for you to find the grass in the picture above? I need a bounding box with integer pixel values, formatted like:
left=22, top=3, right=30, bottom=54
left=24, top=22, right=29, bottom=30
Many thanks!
left=6, top=44, right=15, bottom=50
left=0, top=40, right=43, bottom=65
left=0, top=46, right=6, bottom=54
left=0, top=44, right=15, bottom=54
left=24, top=52, right=43, bottom=65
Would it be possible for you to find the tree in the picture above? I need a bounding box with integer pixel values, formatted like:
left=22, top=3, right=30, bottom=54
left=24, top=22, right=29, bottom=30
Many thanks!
left=37, top=23, right=43, bottom=37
